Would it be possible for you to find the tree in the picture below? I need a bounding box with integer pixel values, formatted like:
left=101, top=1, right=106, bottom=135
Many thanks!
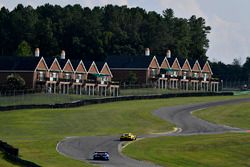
left=243, top=57, right=250, bottom=82
left=0, top=4, right=211, bottom=61
left=6, top=73, right=26, bottom=90
left=16, top=40, right=32, bottom=56
left=188, top=15, right=211, bottom=61
left=127, top=72, right=138, bottom=84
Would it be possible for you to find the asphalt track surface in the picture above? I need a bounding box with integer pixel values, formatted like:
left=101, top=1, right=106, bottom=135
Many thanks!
left=57, top=97, right=250, bottom=167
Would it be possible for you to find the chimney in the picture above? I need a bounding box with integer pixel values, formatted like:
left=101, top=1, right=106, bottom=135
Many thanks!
left=145, top=48, right=150, bottom=56
left=166, top=50, right=171, bottom=58
left=35, top=48, right=40, bottom=57
left=61, top=50, right=65, bottom=59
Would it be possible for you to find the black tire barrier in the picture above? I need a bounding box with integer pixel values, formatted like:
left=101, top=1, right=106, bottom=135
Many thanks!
left=0, top=140, right=18, bottom=156
left=0, top=92, right=233, bottom=112
left=0, top=140, right=41, bottom=167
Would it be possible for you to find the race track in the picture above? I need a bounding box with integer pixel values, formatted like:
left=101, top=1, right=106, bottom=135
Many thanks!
left=57, top=97, right=250, bottom=167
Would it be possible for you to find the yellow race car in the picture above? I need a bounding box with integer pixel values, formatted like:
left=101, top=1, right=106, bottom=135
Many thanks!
left=120, top=133, right=136, bottom=141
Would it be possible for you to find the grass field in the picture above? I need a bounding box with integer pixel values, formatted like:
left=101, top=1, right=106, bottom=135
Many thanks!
left=0, top=88, right=200, bottom=106
left=119, top=88, right=180, bottom=96
left=123, top=96, right=250, bottom=167
left=123, top=133, right=250, bottom=167
left=0, top=93, right=98, bottom=106
left=0, top=95, right=249, bottom=166
left=193, top=102, right=250, bottom=129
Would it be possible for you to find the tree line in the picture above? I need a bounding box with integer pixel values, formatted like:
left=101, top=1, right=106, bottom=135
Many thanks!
left=0, top=4, right=210, bottom=61
left=211, top=57, right=250, bottom=82
left=1, top=4, right=249, bottom=84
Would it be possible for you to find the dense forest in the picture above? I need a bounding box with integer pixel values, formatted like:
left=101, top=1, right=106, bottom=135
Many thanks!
left=0, top=4, right=249, bottom=83
left=211, top=58, right=250, bottom=83
left=0, top=4, right=210, bottom=61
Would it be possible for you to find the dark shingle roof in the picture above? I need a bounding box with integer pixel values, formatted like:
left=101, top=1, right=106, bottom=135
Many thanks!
left=199, top=60, right=206, bottom=69
left=0, top=56, right=40, bottom=71
left=57, top=59, right=68, bottom=69
left=43, top=57, right=55, bottom=68
left=95, top=61, right=105, bottom=71
left=106, top=55, right=154, bottom=69
left=166, top=57, right=176, bottom=67
left=177, top=57, right=186, bottom=67
left=71, top=59, right=81, bottom=70
left=83, top=61, right=94, bottom=70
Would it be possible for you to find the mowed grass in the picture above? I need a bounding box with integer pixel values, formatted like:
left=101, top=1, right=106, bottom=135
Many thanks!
left=0, top=95, right=249, bottom=167
left=120, top=88, right=180, bottom=96
left=0, top=93, right=98, bottom=106
left=123, top=96, right=250, bottom=167
left=123, top=133, right=250, bottom=167
left=194, top=102, right=250, bottom=129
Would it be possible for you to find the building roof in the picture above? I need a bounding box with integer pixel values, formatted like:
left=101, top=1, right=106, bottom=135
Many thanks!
left=70, top=59, right=81, bottom=70
left=0, top=56, right=40, bottom=71
left=57, top=58, right=68, bottom=69
left=83, top=61, right=94, bottom=70
left=95, top=61, right=105, bottom=71
left=177, top=57, right=186, bottom=67
left=106, top=55, right=154, bottom=69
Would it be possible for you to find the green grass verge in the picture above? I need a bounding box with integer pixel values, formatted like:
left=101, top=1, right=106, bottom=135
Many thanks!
left=0, top=93, right=98, bottom=106
left=0, top=95, right=249, bottom=166
left=120, top=88, right=180, bottom=96
left=193, top=102, right=250, bottom=129
left=123, top=133, right=250, bottom=167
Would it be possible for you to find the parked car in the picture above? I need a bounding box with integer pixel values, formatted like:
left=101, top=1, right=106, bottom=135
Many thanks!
left=93, top=151, right=110, bottom=161
left=120, top=133, right=136, bottom=141
left=240, top=84, right=248, bottom=91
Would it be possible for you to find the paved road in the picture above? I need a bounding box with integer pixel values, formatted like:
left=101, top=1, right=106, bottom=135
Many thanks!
left=57, top=97, right=250, bottom=167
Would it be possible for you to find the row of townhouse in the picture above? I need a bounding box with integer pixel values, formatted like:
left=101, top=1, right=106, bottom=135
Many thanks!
left=106, top=53, right=219, bottom=92
left=0, top=49, right=220, bottom=95
left=0, top=55, right=119, bottom=96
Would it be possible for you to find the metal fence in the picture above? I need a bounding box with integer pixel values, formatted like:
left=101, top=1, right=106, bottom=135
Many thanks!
left=222, top=80, right=249, bottom=91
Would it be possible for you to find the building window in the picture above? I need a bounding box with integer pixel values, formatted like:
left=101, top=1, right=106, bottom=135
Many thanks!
left=183, top=71, right=187, bottom=80
left=76, top=74, right=82, bottom=83
left=204, top=73, right=208, bottom=81
left=50, top=72, right=58, bottom=81
left=150, top=69, right=157, bottom=77
left=77, top=74, right=82, bottom=80
left=37, top=71, right=45, bottom=81
left=173, top=71, right=177, bottom=77
left=194, top=72, right=198, bottom=78
left=65, top=73, right=71, bottom=80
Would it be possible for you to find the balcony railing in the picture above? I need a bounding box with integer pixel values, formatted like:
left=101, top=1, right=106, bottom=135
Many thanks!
left=46, top=77, right=58, bottom=82
left=59, top=78, right=74, bottom=82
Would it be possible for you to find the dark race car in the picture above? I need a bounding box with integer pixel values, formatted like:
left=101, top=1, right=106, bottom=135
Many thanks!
left=93, top=151, right=110, bottom=161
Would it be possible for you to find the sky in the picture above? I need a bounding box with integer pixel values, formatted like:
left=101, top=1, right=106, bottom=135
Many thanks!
left=1, top=0, right=250, bottom=64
